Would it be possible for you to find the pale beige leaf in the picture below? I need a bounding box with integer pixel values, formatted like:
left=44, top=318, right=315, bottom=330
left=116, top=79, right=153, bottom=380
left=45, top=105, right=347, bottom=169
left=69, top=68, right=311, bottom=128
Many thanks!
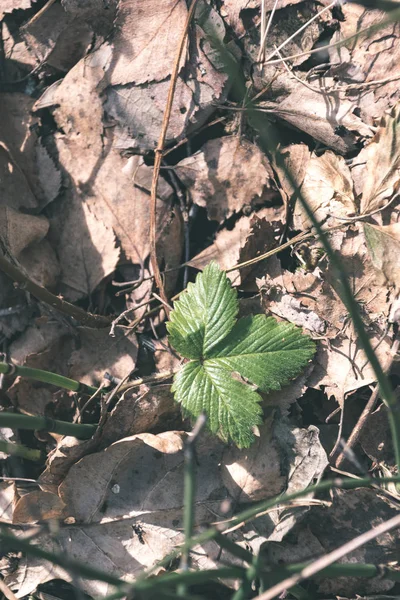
left=0, top=483, right=15, bottom=521
left=68, top=328, right=138, bottom=387
left=364, top=222, right=400, bottom=291
left=0, top=1, right=32, bottom=18
left=107, top=0, right=188, bottom=86
left=176, top=136, right=276, bottom=222
left=360, top=107, right=400, bottom=214
left=56, top=200, right=119, bottom=302
left=293, top=150, right=356, bottom=230
left=35, top=143, right=61, bottom=208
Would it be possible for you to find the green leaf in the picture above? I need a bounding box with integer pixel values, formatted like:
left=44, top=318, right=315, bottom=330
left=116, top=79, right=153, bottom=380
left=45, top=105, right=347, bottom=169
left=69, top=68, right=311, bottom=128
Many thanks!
left=166, top=261, right=237, bottom=359
left=168, top=262, right=315, bottom=448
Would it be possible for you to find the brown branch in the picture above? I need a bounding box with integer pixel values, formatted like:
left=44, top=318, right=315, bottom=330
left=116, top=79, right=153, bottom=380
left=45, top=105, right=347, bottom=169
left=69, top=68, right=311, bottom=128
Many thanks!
left=150, top=0, right=200, bottom=316
left=0, top=252, right=112, bottom=329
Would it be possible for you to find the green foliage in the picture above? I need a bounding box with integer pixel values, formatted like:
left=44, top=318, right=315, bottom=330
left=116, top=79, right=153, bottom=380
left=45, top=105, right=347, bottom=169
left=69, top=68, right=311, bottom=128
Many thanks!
left=167, top=263, right=315, bottom=448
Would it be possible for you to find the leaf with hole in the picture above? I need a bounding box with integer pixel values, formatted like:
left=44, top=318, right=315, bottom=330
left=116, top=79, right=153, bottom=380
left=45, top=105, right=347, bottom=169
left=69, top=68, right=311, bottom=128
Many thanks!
left=167, top=262, right=315, bottom=448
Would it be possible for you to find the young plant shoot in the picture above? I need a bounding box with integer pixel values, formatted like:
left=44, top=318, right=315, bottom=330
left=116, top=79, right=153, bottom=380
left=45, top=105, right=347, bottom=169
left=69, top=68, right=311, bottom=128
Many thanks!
left=167, top=262, right=315, bottom=448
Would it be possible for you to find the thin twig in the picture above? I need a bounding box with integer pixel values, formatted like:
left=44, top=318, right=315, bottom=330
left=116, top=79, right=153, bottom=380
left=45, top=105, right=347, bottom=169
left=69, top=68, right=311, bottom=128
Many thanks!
left=150, top=0, right=200, bottom=315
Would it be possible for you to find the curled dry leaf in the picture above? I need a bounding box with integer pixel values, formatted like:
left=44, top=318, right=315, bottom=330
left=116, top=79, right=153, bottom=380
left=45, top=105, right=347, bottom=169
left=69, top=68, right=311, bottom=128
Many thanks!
left=360, top=106, right=400, bottom=215
left=176, top=136, right=276, bottom=222
left=12, top=491, right=66, bottom=524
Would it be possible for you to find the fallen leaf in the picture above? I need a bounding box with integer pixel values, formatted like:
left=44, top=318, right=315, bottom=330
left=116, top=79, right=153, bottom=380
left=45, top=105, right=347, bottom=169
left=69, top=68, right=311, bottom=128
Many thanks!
left=68, top=328, right=138, bottom=387
left=328, top=3, right=400, bottom=123
left=364, top=222, right=400, bottom=291
left=292, top=150, right=356, bottom=230
left=54, top=198, right=120, bottom=302
left=0, top=1, right=32, bottom=18
left=188, top=207, right=284, bottom=284
left=0, top=206, right=49, bottom=258
left=176, top=136, right=277, bottom=222
left=13, top=491, right=66, bottom=524
left=273, top=143, right=311, bottom=206
left=107, top=0, right=188, bottom=86
left=19, top=239, right=60, bottom=289
left=99, top=384, right=181, bottom=448
left=261, top=76, right=372, bottom=154
left=360, top=106, right=400, bottom=215
left=0, top=483, right=15, bottom=521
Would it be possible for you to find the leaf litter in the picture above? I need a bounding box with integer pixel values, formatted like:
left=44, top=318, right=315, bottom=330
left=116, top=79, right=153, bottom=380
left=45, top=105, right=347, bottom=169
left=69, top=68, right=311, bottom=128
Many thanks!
left=0, top=0, right=400, bottom=598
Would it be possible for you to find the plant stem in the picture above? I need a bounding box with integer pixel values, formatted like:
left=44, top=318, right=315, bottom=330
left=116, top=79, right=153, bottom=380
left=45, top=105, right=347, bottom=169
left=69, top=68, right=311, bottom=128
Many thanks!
left=0, top=362, right=98, bottom=395
left=0, top=412, right=96, bottom=439
left=0, top=440, right=42, bottom=461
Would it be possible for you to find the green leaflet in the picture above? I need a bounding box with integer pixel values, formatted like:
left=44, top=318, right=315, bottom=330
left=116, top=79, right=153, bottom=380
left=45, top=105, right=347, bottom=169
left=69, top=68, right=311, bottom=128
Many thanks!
left=167, top=262, right=315, bottom=448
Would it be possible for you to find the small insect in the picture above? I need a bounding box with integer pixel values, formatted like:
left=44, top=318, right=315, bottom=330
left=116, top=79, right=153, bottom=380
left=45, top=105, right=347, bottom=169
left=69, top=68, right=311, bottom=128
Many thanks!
left=132, top=524, right=145, bottom=545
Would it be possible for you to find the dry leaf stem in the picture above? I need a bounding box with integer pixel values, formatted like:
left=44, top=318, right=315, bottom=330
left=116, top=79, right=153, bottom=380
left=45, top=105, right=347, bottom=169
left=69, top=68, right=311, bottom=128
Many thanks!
left=150, top=0, right=200, bottom=313
left=0, top=251, right=112, bottom=329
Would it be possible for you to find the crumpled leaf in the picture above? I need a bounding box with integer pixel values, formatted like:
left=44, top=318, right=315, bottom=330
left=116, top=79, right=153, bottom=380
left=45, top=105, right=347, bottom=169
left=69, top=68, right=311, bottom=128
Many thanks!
left=360, top=106, right=400, bottom=215
left=364, top=222, right=400, bottom=291
left=168, top=263, right=315, bottom=446
left=176, top=136, right=276, bottom=222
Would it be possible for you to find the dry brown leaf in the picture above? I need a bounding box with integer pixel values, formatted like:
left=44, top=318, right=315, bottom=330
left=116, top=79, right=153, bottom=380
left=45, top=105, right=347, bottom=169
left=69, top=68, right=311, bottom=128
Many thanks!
left=19, top=239, right=60, bottom=289
left=262, top=76, right=372, bottom=154
left=7, top=424, right=327, bottom=596
left=329, top=3, right=400, bottom=123
left=103, top=2, right=232, bottom=150
left=292, top=151, right=355, bottom=230
left=188, top=206, right=284, bottom=283
left=99, top=384, right=181, bottom=448
left=0, top=483, right=15, bottom=521
left=13, top=491, right=66, bottom=524
left=176, top=136, right=276, bottom=222
left=268, top=488, right=400, bottom=596
left=61, top=0, right=118, bottom=37
left=35, top=143, right=61, bottom=208
left=54, top=198, right=119, bottom=302
left=108, top=0, right=188, bottom=86
left=0, top=206, right=49, bottom=258
left=42, top=52, right=180, bottom=266
left=273, top=143, right=311, bottom=205
left=68, top=328, right=138, bottom=387
left=360, top=107, right=400, bottom=215
left=364, top=222, right=400, bottom=291
left=22, top=2, right=93, bottom=72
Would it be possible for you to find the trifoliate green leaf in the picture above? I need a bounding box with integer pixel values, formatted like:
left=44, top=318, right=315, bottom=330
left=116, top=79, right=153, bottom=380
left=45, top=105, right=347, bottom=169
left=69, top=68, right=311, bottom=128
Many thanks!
left=168, top=262, right=315, bottom=448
